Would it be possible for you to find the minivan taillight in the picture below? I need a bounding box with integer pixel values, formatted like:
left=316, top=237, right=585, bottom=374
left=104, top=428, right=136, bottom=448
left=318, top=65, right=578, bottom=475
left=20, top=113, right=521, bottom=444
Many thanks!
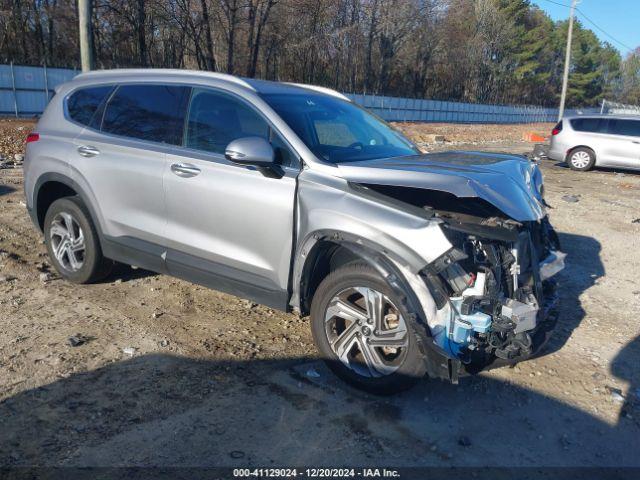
left=26, top=133, right=39, bottom=143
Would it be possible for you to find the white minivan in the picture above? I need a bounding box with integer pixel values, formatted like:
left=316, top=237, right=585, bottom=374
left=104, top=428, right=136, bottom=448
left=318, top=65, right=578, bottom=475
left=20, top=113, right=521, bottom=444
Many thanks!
left=549, top=115, right=640, bottom=172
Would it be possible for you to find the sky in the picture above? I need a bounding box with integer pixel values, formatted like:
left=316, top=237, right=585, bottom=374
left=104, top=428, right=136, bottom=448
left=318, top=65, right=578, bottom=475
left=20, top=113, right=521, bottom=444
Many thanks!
left=530, top=0, right=638, bottom=56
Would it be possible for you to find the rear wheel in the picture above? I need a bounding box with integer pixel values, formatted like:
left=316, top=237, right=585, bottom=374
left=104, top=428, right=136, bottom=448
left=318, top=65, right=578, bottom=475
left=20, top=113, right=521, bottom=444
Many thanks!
left=567, top=147, right=595, bottom=171
left=310, top=263, right=426, bottom=394
left=44, top=197, right=113, bottom=283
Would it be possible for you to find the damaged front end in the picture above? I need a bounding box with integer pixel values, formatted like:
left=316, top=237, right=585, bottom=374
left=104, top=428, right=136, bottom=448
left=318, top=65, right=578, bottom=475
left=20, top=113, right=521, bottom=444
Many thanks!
left=359, top=181, right=565, bottom=377
left=423, top=213, right=564, bottom=372
left=300, top=151, right=567, bottom=381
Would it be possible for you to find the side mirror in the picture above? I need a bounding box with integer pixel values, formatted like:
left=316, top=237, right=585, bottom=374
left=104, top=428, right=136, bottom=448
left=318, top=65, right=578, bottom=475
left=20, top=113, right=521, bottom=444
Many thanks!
left=225, top=136, right=275, bottom=168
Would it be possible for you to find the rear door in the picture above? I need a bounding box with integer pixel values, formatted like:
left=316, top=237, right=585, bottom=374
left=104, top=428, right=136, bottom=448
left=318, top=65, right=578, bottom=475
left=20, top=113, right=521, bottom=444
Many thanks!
left=72, top=83, right=189, bottom=268
left=163, top=87, right=299, bottom=309
left=602, top=119, right=640, bottom=169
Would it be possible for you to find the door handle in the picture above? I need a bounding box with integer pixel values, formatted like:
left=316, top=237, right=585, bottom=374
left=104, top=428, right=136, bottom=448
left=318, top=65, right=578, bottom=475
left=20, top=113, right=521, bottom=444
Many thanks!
left=171, top=163, right=201, bottom=178
left=77, top=145, right=100, bottom=157
left=632, top=141, right=640, bottom=144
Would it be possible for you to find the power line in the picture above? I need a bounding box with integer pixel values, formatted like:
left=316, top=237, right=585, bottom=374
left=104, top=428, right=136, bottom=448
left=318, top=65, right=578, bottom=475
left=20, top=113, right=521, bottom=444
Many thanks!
left=537, top=0, right=635, bottom=53
left=574, top=7, right=635, bottom=53
left=538, top=0, right=571, bottom=7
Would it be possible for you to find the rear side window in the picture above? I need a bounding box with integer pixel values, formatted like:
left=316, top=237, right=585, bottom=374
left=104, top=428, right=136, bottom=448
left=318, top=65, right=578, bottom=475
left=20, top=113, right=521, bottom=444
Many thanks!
left=102, top=84, right=189, bottom=144
left=67, top=86, right=113, bottom=126
left=607, top=119, right=640, bottom=137
left=570, top=117, right=607, bottom=133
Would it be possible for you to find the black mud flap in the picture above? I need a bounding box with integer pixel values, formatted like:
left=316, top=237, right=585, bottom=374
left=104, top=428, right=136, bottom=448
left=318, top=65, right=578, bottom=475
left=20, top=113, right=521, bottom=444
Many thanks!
left=423, top=340, right=461, bottom=384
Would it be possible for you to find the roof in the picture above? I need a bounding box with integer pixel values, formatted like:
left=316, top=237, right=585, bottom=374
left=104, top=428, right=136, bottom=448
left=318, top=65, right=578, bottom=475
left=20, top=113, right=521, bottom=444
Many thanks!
left=74, top=68, right=349, bottom=100
left=75, top=68, right=255, bottom=90
left=244, top=78, right=350, bottom=100
left=565, top=113, right=640, bottom=120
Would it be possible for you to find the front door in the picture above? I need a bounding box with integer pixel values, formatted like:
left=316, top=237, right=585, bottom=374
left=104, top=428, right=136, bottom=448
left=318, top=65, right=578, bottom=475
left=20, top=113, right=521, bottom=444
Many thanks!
left=163, top=87, right=299, bottom=308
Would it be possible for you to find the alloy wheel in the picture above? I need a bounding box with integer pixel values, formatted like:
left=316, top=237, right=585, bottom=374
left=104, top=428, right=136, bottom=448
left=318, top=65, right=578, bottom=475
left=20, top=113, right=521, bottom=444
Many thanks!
left=49, top=212, right=86, bottom=272
left=324, top=286, right=409, bottom=378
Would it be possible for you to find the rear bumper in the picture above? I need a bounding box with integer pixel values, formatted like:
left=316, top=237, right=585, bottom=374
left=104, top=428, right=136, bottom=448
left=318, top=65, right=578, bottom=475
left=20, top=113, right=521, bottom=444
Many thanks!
left=548, top=138, right=569, bottom=161
left=547, top=145, right=566, bottom=161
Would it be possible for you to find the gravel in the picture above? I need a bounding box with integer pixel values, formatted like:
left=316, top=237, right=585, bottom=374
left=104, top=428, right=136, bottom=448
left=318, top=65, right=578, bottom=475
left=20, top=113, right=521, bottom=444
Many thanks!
left=1, top=119, right=638, bottom=467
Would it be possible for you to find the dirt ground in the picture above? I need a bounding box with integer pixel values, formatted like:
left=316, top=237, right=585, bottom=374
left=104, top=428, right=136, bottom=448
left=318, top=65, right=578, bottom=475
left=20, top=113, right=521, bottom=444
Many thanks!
left=1, top=119, right=639, bottom=469
left=394, top=122, right=555, bottom=147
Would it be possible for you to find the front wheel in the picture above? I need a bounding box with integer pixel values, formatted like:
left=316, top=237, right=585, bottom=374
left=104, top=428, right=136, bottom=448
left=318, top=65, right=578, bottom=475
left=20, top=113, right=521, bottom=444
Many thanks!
left=310, top=263, right=427, bottom=394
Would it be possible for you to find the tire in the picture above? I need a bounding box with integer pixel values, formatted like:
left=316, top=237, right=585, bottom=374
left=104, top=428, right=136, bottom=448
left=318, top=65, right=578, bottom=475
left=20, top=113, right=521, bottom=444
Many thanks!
left=566, top=147, right=595, bottom=171
left=310, top=263, right=427, bottom=394
left=44, top=196, right=113, bottom=284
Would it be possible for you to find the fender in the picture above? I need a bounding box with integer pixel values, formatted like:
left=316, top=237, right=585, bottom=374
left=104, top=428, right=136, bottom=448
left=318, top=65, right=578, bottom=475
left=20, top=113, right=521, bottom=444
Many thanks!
left=31, top=172, right=105, bottom=243
left=291, top=230, right=459, bottom=382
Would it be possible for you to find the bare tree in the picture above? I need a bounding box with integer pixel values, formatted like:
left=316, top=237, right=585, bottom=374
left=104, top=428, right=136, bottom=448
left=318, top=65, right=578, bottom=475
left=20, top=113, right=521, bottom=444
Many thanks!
left=0, top=0, right=628, bottom=107
left=219, top=0, right=240, bottom=73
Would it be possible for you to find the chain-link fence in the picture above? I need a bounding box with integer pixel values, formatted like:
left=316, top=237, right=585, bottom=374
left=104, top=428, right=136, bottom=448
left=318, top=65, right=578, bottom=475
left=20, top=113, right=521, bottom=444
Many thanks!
left=600, top=99, right=640, bottom=116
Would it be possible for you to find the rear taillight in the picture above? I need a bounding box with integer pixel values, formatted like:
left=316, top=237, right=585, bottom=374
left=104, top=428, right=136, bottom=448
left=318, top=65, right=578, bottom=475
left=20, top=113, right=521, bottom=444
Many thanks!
left=26, top=133, right=39, bottom=143
left=551, top=128, right=560, bottom=136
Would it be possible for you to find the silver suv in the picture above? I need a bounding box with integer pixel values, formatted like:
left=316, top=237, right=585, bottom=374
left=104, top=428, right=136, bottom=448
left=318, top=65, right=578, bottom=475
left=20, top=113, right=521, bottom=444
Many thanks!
left=549, top=115, right=640, bottom=172
left=24, top=69, right=564, bottom=393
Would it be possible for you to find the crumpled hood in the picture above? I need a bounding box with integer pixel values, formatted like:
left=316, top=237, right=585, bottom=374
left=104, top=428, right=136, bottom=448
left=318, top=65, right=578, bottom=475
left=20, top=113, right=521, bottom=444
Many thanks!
left=336, top=151, right=546, bottom=221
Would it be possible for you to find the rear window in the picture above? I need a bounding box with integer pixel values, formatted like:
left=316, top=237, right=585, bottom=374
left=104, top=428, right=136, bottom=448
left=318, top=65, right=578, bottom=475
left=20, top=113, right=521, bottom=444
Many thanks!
left=570, top=117, right=607, bottom=133
left=102, top=84, right=190, bottom=144
left=67, top=86, right=113, bottom=126
left=607, top=119, right=640, bottom=137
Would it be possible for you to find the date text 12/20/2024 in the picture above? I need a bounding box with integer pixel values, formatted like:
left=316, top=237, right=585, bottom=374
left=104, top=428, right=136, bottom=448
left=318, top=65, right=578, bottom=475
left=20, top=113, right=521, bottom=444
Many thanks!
left=233, top=468, right=401, bottom=478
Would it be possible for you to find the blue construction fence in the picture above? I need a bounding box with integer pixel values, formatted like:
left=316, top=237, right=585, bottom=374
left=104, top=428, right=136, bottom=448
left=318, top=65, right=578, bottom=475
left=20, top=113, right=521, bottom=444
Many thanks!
left=1, top=63, right=595, bottom=123
left=345, top=93, right=565, bottom=123
left=0, top=64, right=78, bottom=116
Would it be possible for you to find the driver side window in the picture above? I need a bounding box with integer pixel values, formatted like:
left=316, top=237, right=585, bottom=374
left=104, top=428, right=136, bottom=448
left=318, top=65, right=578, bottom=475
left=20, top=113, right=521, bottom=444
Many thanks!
left=184, top=88, right=296, bottom=167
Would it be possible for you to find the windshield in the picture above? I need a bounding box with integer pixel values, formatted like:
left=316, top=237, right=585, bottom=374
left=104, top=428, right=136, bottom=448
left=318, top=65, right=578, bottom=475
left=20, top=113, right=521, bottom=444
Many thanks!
left=260, top=93, right=419, bottom=163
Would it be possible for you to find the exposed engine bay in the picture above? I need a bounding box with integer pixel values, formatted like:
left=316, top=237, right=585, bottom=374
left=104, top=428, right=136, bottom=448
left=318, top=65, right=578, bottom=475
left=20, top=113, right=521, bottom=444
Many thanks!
left=362, top=183, right=566, bottom=371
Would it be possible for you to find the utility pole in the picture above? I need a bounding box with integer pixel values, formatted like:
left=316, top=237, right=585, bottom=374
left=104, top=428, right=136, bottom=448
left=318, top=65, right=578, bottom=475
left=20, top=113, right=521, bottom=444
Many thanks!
left=558, top=0, right=579, bottom=121
left=78, top=0, right=94, bottom=72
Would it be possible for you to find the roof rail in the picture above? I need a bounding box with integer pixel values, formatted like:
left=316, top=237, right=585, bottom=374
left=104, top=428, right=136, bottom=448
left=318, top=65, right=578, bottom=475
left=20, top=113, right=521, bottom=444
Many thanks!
left=284, top=82, right=350, bottom=101
left=74, top=68, right=256, bottom=91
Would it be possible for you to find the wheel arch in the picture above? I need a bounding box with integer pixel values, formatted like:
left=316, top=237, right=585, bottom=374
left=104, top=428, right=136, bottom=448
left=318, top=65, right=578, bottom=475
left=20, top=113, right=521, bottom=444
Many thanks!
left=292, top=229, right=457, bottom=382
left=292, top=230, right=426, bottom=321
left=33, top=173, right=104, bottom=243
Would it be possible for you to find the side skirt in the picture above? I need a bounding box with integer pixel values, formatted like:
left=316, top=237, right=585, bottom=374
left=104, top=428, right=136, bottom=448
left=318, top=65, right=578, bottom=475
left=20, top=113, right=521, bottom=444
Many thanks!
left=102, top=235, right=289, bottom=311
